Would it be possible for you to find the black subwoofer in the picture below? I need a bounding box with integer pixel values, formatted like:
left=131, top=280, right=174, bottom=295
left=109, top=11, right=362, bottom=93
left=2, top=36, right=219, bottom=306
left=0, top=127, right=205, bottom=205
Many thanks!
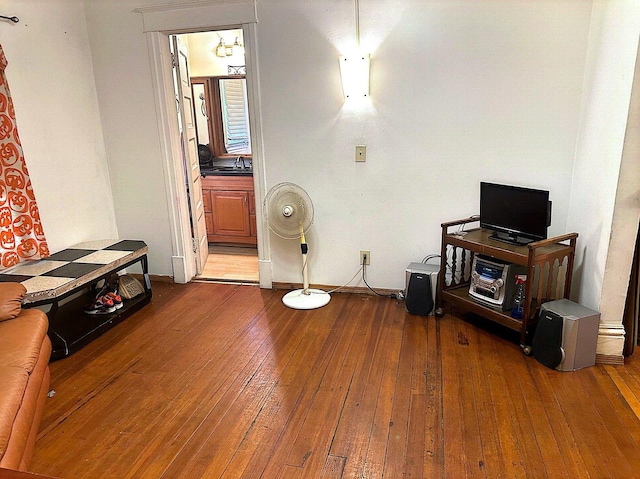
left=404, top=262, right=438, bottom=316
left=532, top=309, right=565, bottom=369
left=532, top=299, right=600, bottom=371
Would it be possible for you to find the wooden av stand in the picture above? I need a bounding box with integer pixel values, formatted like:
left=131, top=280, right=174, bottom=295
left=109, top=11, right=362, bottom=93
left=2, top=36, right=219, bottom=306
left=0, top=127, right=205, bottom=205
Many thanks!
left=437, top=218, right=578, bottom=352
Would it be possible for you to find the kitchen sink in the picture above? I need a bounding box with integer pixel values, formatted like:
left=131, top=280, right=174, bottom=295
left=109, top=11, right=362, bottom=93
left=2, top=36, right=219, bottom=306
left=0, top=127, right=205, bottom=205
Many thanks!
left=200, top=166, right=252, bottom=177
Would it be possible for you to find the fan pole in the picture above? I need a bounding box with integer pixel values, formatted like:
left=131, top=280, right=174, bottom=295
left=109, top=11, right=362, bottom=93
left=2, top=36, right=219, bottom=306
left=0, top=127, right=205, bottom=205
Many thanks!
left=301, top=231, right=309, bottom=294
left=281, top=228, right=330, bottom=310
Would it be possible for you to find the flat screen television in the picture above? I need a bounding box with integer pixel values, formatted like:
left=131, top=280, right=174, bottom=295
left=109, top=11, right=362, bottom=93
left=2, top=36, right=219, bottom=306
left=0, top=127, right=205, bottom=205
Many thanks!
left=480, top=182, right=551, bottom=245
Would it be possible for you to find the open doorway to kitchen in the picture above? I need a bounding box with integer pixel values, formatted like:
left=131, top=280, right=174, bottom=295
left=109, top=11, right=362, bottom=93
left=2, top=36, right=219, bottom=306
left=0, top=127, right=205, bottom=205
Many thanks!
left=173, top=29, right=259, bottom=283
left=141, top=2, right=272, bottom=287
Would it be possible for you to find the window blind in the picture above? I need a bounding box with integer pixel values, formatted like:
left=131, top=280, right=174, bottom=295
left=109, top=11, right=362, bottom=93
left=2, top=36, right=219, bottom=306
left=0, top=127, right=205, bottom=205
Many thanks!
left=220, top=79, right=251, bottom=154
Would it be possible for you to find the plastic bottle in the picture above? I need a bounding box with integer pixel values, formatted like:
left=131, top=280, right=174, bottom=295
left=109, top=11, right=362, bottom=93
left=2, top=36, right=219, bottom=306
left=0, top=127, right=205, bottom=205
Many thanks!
left=511, top=274, right=526, bottom=319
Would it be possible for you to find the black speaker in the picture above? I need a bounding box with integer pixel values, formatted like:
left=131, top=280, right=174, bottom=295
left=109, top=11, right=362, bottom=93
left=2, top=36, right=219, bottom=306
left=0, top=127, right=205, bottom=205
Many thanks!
left=405, top=271, right=434, bottom=316
left=532, top=309, right=564, bottom=369
left=532, top=299, right=600, bottom=371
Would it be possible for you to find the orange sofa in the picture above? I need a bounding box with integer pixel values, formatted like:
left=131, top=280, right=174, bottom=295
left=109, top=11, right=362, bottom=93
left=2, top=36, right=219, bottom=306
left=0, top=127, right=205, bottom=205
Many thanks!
left=0, top=283, right=50, bottom=471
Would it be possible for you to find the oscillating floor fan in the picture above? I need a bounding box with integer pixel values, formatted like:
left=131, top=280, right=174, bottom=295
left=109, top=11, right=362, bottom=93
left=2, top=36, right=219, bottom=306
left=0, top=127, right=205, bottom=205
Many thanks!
left=264, top=182, right=331, bottom=310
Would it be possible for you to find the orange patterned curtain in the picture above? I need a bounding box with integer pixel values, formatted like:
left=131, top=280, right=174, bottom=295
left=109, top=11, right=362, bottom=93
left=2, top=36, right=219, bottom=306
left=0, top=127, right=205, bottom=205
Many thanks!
left=0, top=44, right=48, bottom=268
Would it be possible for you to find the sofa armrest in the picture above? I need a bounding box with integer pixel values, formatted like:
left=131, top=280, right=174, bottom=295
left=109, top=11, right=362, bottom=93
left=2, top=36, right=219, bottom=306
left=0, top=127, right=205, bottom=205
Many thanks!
left=0, top=283, right=27, bottom=321
left=0, top=284, right=26, bottom=323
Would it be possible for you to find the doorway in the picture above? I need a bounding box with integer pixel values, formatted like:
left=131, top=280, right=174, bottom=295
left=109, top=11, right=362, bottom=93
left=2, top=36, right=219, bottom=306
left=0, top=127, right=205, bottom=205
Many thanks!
left=142, top=1, right=272, bottom=287
left=173, top=29, right=259, bottom=284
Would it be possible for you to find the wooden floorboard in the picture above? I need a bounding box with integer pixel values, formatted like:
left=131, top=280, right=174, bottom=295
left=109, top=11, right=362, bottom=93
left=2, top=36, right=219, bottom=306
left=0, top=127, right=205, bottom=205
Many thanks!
left=29, top=281, right=640, bottom=478
left=199, top=245, right=259, bottom=283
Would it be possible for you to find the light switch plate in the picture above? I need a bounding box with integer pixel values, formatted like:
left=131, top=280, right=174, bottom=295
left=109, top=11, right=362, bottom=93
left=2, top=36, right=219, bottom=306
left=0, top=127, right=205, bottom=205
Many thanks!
left=355, top=145, right=366, bottom=162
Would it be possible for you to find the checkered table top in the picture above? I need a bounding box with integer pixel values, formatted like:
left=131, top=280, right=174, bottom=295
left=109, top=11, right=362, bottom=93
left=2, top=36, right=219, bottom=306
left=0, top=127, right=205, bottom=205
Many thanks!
left=0, top=239, right=148, bottom=304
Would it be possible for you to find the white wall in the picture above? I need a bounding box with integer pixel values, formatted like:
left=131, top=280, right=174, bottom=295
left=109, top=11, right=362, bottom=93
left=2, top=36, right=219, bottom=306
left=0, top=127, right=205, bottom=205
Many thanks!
left=257, top=0, right=592, bottom=288
left=83, top=0, right=591, bottom=289
left=83, top=0, right=174, bottom=275
left=1, top=0, right=117, bottom=254
left=568, top=0, right=640, bottom=357
left=569, top=0, right=640, bottom=309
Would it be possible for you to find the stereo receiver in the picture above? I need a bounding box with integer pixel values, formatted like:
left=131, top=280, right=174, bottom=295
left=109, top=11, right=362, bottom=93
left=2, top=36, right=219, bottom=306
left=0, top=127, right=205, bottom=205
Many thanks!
left=469, top=255, right=526, bottom=311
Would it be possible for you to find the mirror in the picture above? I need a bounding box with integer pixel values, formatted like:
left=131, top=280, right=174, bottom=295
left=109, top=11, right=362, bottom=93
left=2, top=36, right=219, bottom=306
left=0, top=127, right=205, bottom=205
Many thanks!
left=193, top=83, right=209, bottom=145
left=191, top=76, right=251, bottom=159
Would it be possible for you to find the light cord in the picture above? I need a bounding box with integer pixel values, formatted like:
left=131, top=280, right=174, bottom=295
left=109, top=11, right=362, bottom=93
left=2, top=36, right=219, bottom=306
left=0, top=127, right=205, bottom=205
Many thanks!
left=355, top=0, right=360, bottom=48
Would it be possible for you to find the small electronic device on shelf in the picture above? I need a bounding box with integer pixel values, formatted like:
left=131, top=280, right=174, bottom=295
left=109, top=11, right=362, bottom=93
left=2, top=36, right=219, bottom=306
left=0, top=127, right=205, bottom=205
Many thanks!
left=480, top=182, right=552, bottom=245
left=469, top=255, right=526, bottom=311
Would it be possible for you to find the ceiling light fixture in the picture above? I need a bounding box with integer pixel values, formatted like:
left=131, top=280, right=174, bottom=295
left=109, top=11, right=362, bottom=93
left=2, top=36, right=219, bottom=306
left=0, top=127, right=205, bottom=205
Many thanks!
left=339, top=0, right=370, bottom=99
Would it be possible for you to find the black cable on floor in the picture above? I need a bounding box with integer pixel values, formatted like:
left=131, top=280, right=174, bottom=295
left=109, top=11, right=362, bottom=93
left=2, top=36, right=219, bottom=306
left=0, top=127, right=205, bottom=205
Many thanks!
left=362, top=259, right=400, bottom=299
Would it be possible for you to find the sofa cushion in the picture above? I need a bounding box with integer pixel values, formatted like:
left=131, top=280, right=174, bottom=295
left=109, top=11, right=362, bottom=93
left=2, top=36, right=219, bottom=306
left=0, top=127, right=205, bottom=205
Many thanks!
left=0, top=310, right=49, bottom=373
left=0, top=366, right=29, bottom=459
left=1, top=342, right=50, bottom=471
left=0, top=283, right=26, bottom=322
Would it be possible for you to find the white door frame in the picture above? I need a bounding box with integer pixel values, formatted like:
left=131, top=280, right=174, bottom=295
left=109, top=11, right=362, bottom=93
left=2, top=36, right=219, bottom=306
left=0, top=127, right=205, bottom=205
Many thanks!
left=138, top=1, right=272, bottom=287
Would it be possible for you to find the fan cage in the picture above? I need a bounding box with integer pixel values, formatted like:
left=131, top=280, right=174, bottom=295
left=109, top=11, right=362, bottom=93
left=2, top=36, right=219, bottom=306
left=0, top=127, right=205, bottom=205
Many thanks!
left=264, top=182, right=314, bottom=239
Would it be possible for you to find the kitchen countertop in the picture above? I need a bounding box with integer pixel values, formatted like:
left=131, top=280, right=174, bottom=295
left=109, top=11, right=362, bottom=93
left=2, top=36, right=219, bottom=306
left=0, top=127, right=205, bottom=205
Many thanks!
left=200, top=158, right=253, bottom=177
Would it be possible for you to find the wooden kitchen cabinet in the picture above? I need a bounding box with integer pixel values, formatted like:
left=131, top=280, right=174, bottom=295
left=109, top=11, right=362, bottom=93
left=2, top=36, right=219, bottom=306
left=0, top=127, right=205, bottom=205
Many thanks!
left=201, top=175, right=257, bottom=245
left=211, top=191, right=250, bottom=237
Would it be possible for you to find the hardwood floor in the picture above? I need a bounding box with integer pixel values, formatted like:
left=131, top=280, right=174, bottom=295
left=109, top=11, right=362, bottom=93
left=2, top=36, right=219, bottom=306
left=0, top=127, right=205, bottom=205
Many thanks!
left=30, top=281, right=640, bottom=478
left=198, top=246, right=259, bottom=283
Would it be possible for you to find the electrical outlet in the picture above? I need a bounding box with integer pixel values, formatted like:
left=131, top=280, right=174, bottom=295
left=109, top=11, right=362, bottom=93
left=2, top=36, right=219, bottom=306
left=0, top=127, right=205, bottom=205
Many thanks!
left=355, top=145, right=366, bottom=162
left=360, top=250, right=370, bottom=265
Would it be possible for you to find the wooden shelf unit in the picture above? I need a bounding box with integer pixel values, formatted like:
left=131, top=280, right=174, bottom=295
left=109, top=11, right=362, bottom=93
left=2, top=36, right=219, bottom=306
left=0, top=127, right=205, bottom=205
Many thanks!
left=437, top=217, right=578, bottom=349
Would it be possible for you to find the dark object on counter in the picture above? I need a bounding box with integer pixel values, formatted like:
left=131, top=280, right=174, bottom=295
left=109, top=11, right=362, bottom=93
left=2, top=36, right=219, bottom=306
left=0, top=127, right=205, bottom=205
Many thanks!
left=198, top=144, right=213, bottom=166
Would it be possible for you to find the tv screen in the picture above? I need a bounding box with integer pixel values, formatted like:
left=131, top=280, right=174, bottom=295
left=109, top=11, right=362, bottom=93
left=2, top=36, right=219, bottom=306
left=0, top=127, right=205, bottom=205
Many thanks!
left=480, top=182, right=551, bottom=245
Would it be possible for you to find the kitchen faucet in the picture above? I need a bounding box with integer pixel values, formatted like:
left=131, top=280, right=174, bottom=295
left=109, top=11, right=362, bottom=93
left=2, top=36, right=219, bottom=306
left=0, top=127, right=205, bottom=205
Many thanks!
left=235, top=156, right=246, bottom=170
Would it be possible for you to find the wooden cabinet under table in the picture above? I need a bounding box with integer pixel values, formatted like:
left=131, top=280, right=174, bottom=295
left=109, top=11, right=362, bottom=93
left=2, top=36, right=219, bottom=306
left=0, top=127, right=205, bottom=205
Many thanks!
left=437, top=217, right=578, bottom=351
left=202, top=175, right=257, bottom=246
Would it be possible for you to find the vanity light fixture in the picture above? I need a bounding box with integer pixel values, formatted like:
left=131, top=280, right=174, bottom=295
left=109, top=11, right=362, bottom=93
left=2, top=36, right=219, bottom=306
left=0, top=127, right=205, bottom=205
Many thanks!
left=215, top=38, right=226, bottom=57
left=232, top=37, right=244, bottom=56
left=215, top=36, right=243, bottom=57
left=340, top=0, right=370, bottom=99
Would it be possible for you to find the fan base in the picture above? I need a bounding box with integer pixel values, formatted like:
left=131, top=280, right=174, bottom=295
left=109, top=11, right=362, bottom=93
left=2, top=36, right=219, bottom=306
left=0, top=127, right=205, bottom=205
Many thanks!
left=282, top=289, right=331, bottom=310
